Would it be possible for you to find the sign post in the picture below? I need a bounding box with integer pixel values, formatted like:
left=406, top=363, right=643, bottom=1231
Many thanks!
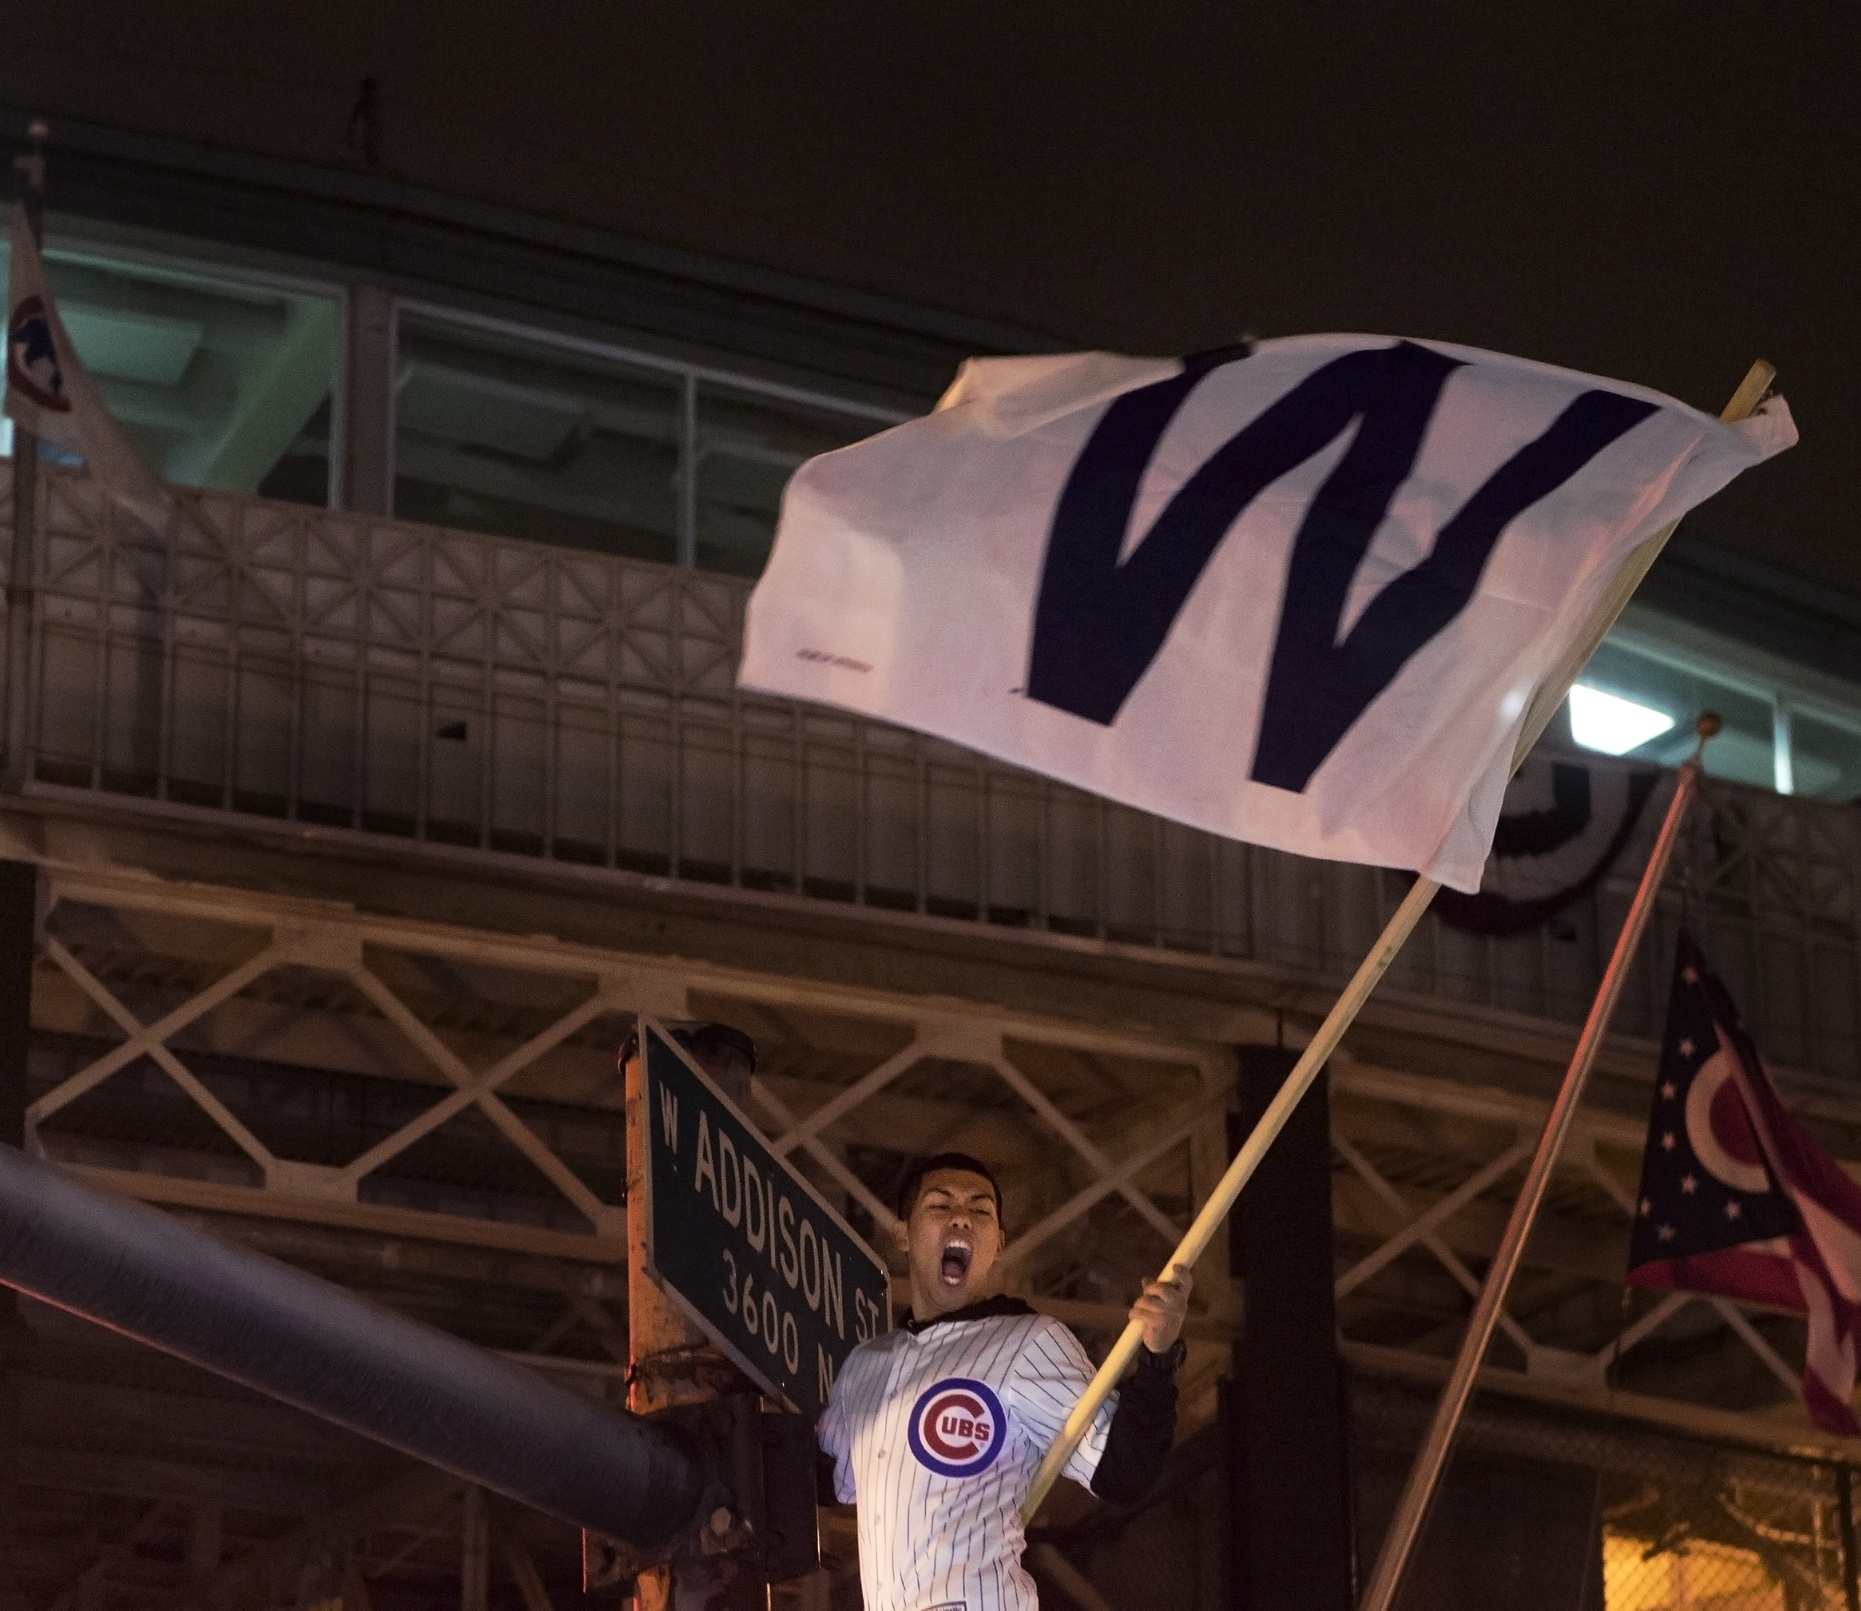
left=638, top=1018, right=890, bottom=1425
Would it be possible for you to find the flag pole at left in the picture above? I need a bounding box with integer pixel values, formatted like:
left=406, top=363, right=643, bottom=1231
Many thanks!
left=4, top=128, right=171, bottom=536
left=1017, top=360, right=1781, bottom=1525
left=3, top=118, right=47, bottom=792
left=6, top=117, right=178, bottom=791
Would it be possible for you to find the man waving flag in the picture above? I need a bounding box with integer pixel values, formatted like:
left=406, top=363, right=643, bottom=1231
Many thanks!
left=7, top=207, right=170, bottom=527
left=739, top=337, right=1792, bottom=890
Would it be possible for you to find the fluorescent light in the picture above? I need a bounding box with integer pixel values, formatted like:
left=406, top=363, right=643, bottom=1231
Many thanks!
left=1569, top=684, right=1676, bottom=756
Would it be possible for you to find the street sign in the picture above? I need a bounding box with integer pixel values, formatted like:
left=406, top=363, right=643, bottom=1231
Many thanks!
left=639, top=1019, right=891, bottom=1422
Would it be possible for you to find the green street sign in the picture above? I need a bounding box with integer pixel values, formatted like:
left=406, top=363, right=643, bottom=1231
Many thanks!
left=640, top=1019, right=891, bottom=1421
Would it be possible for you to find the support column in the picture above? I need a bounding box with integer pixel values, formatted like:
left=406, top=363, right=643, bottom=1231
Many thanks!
left=341, top=282, right=395, bottom=517
left=496, top=1514, right=557, bottom=1611
left=185, top=1502, right=223, bottom=1611
left=1227, top=1045, right=1353, bottom=1611
left=792, top=1569, right=832, bottom=1611
left=1839, top=1466, right=1860, bottom=1611
left=460, top=1487, right=489, bottom=1611
left=1189, top=1085, right=1241, bottom=1611
left=0, top=859, right=35, bottom=1565
left=625, top=1025, right=761, bottom=1611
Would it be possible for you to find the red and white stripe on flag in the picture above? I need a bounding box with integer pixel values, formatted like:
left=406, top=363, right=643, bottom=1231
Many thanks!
left=1729, top=1037, right=1861, bottom=1434
left=1629, top=933, right=1861, bottom=1434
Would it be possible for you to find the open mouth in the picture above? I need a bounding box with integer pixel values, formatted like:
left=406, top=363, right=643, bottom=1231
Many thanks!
left=939, top=1240, right=973, bottom=1287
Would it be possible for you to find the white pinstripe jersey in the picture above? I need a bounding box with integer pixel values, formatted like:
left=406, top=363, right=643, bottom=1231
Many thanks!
left=817, top=1308, right=1117, bottom=1611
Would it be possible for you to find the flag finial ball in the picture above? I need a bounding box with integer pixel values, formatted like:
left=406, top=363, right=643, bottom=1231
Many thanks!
left=1696, top=712, right=1723, bottom=740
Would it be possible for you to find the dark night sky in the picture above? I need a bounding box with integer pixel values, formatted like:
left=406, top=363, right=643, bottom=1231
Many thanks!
left=3, top=4, right=1857, bottom=628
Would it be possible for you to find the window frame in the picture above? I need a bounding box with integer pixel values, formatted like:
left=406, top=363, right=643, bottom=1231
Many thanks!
left=10, top=204, right=352, bottom=510
left=388, top=297, right=911, bottom=571
left=1598, top=610, right=1861, bottom=797
left=33, top=209, right=1858, bottom=801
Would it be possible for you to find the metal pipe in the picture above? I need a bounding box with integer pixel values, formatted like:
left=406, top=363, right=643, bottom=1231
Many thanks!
left=0, top=1144, right=707, bottom=1546
left=1358, top=733, right=1711, bottom=1611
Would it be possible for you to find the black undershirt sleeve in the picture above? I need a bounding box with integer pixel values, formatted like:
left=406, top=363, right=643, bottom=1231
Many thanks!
left=1088, top=1346, right=1181, bottom=1505
left=816, top=1448, right=842, bottom=1507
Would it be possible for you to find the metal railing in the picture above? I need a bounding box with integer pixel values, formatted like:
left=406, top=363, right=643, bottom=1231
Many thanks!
left=5, top=469, right=1858, bottom=1082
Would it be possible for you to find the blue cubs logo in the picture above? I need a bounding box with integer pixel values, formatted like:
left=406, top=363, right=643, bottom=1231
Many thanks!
left=907, top=1377, right=1006, bottom=1479
left=7, top=296, right=70, bottom=413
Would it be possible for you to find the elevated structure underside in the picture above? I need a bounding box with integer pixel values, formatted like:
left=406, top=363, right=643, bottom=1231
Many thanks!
left=0, top=476, right=1856, bottom=1608
left=3, top=787, right=1859, bottom=1610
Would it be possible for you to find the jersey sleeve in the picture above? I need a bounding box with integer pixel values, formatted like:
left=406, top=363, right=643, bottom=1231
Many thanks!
left=1008, top=1318, right=1118, bottom=1487
left=816, top=1366, right=858, bottom=1504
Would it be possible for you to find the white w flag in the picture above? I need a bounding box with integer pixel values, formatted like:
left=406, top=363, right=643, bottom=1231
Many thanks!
left=6, top=209, right=171, bottom=527
left=739, top=337, right=1794, bottom=891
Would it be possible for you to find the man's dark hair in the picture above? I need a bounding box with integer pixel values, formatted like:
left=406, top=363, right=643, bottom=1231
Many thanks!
left=896, top=1152, right=1003, bottom=1225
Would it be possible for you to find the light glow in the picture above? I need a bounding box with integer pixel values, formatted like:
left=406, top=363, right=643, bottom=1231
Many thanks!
left=1569, top=684, right=1675, bottom=756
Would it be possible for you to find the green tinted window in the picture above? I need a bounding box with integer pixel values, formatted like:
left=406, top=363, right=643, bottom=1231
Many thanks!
left=1, top=231, right=338, bottom=506
left=1570, top=640, right=1777, bottom=789
left=1790, top=710, right=1861, bottom=803
left=695, top=382, right=876, bottom=578
left=393, top=314, right=682, bottom=564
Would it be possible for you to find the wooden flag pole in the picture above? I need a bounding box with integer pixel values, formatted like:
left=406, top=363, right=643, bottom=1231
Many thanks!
left=1356, top=364, right=1775, bottom=1611
left=1018, top=359, right=1778, bottom=1525
left=1019, top=871, right=1441, bottom=1518
left=1356, top=725, right=1711, bottom=1611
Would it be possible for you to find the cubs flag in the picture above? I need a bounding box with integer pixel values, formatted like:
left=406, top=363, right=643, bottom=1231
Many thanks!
left=738, top=337, right=1793, bottom=891
left=1628, top=932, right=1861, bottom=1433
left=6, top=208, right=170, bottom=527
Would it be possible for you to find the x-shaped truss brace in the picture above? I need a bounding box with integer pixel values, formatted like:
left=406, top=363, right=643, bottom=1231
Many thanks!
left=32, top=909, right=658, bottom=1234
left=1332, top=1126, right=1807, bottom=1398
left=759, top=1024, right=1199, bottom=1264
left=1333, top=1129, right=1538, bottom=1358
left=31, top=887, right=1217, bottom=1275
left=1583, top=1145, right=1801, bottom=1398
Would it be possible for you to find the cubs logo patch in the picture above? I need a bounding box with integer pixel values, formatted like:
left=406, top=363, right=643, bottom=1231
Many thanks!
left=7, top=296, right=69, bottom=414
left=907, top=1377, right=1006, bottom=1479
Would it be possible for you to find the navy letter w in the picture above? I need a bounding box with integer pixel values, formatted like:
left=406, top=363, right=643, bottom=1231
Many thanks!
left=1024, top=342, right=1657, bottom=792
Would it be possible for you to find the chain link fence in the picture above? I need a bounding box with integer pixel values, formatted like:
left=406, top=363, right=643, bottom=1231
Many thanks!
left=1359, top=1377, right=1857, bottom=1611
left=1045, top=1375, right=1861, bottom=1611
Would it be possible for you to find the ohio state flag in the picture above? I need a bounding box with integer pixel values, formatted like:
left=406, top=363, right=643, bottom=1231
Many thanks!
left=6, top=208, right=170, bottom=526
left=738, top=338, right=1793, bottom=890
left=1630, top=933, right=1861, bottom=1434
